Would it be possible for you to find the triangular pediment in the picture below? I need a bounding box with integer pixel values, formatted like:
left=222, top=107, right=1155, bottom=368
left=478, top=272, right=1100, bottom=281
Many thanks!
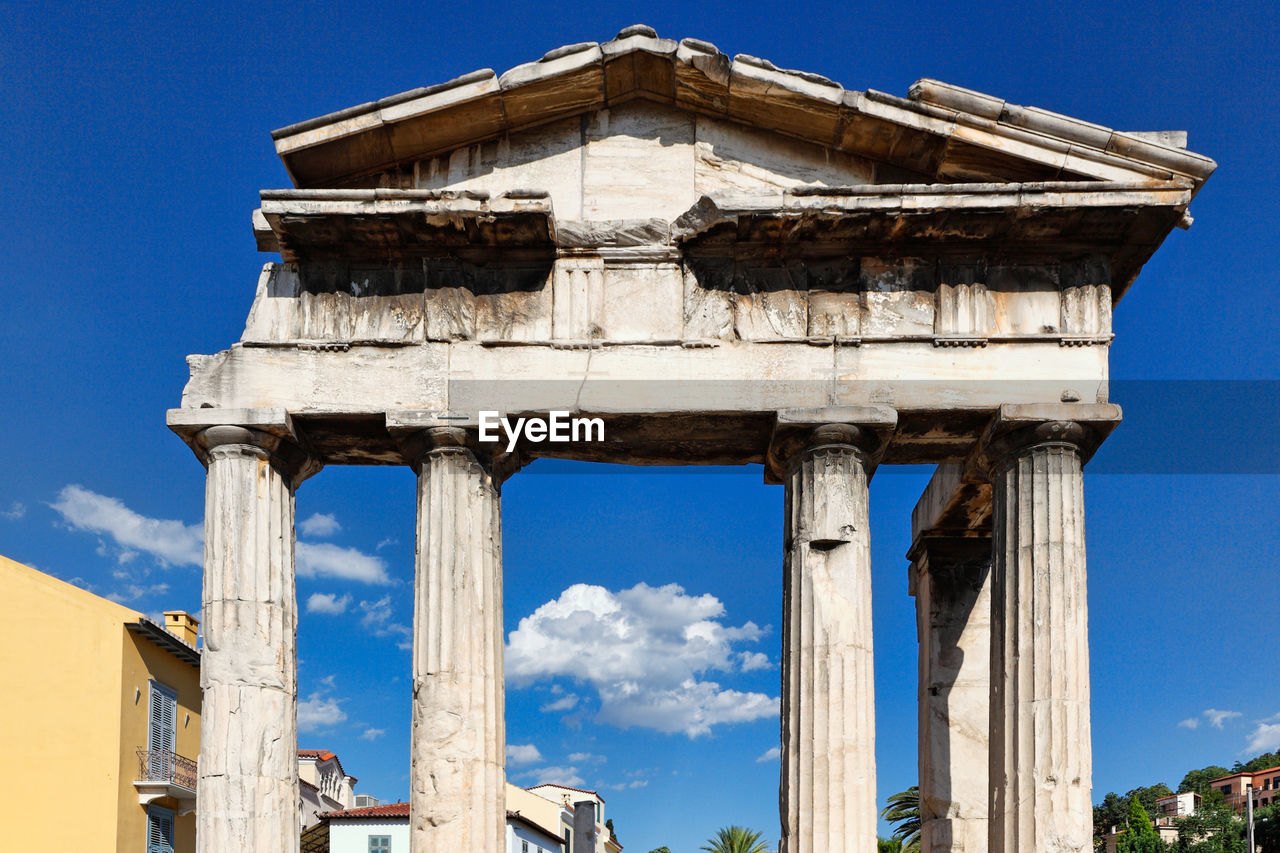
left=271, top=25, right=1214, bottom=193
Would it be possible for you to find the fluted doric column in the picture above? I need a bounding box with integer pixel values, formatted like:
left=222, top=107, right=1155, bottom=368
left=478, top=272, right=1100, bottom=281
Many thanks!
left=779, top=423, right=880, bottom=853
left=194, top=422, right=315, bottom=853
left=989, top=420, right=1094, bottom=853
left=407, top=427, right=505, bottom=853
left=910, top=535, right=991, bottom=853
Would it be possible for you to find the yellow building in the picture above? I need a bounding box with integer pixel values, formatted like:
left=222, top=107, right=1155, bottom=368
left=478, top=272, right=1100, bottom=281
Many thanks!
left=508, top=782, right=623, bottom=853
left=0, top=555, right=201, bottom=852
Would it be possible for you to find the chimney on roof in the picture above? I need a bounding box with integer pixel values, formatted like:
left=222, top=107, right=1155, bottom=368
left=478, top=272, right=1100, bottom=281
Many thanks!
left=164, top=611, right=199, bottom=646
left=573, top=801, right=597, bottom=853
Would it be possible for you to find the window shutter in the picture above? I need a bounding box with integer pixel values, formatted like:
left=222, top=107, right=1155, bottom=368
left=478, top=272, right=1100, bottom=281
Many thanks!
left=148, top=682, right=177, bottom=755
left=147, top=806, right=175, bottom=853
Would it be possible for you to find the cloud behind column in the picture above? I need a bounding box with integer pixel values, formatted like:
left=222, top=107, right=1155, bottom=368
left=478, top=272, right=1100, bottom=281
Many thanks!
left=50, top=485, right=390, bottom=584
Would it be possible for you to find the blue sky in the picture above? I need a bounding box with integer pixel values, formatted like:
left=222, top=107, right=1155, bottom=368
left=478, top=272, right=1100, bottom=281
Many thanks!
left=2, top=1, right=1278, bottom=850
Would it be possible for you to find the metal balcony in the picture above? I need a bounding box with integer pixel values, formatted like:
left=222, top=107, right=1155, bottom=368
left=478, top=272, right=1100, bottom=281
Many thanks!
left=134, top=747, right=197, bottom=815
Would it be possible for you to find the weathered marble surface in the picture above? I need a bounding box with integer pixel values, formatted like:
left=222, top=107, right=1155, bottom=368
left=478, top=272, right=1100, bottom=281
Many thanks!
left=170, top=26, right=1211, bottom=853
left=911, top=539, right=991, bottom=853
left=271, top=27, right=1215, bottom=192
left=989, top=435, right=1093, bottom=853
left=780, top=426, right=878, bottom=853
left=195, top=426, right=305, bottom=853
left=409, top=432, right=505, bottom=852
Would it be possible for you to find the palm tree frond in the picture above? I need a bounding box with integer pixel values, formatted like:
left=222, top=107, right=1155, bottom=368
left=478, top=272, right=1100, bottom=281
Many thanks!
left=700, top=825, right=769, bottom=853
left=879, top=786, right=922, bottom=852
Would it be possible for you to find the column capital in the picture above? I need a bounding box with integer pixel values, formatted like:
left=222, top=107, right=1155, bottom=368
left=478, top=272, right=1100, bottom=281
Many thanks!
left=765, top=405, right=897, bottom=484
left=973, top=402, right=1121, bottom=476
left=167, top=407, right=320, bottom=483
left=386, top=412, right=524, bottom=482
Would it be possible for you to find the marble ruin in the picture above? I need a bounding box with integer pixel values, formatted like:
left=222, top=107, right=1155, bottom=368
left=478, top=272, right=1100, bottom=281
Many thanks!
left=168, top=26, right=1215, bottom=853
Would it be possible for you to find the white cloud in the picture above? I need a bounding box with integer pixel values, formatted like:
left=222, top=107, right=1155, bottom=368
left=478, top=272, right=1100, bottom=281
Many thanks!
left=506, top=582, right=778, bottom=737
left=568, top=752, right=605, bottom=764
left=300, top=512, right=341, bottom=537
left=541, top=694, right=580, bottom=713
left=1244, top=718, right=1280, bottom=755
left=298, top=693, right=347, bottom=732
left=106, top=582, right=170, bottom=604
left=521, top=765, right=584, bottom=787
left=359, top=728, right=385, bottom=742
left=359, top=596, right=412, bottom=648
left=49, top=487, right=388, bottom=586
left=1, top=501, right=26, bottom=520
left=306, top=592, right=351, bottom=615
left=1179, top=718, right=1200, bottom=729
left=376, top=537, right=397, bottom=551
left=739, top=651, right=772, bottom=672
left=756, top=746, right=781, bottom=762
left=507, top=744, right=543, bottom=765
left=51, top=485, right=203, bottom=567
left=297, top=542, right=390, bottom=585
left=1204, top=709, right=1243, bottom=729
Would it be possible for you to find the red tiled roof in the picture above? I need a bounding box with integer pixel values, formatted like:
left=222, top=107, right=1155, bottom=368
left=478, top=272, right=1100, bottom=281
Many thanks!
left=298, top=749, right=357, bottom=783
left=1208, top=767, right=1280, bottom=785
left=298, top=749, right=336, bottom=760
left=321, top=802, right=410, bottom=820
left=527, top=782, right=605, bottom=802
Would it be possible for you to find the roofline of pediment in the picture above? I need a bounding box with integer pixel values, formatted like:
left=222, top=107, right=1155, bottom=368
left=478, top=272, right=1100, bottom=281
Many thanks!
left=268, top=26, right=1216, bottom=192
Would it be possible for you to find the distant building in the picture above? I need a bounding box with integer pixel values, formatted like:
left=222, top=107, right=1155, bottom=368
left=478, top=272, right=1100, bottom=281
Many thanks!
left=517, top=783, right=623, bottom=853
left=299, top=748, right=358, bottom=829
left=507, top=805, right=568, bottom=853
left=1208, top=766, right=1280, bottom=813
left=299, top=787, right=566, bottom=853
left=1155, top=791, right=1200, bottom=819
left=0, top=555, right=201, bottom=852
left=301, top=801, right=411, bottom=853
left=1104, top=792, right=1202, bottom=853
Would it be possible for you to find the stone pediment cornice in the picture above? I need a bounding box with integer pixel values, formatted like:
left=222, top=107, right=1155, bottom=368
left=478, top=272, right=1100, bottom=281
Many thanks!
left=252, top=182, right=1190, bottom=296
left=270, top=25, right=1215, bottom=194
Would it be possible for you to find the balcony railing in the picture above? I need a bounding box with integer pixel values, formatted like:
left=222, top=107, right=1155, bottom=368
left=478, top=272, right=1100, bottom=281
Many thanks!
left=137, top=747, right=197, bottom=791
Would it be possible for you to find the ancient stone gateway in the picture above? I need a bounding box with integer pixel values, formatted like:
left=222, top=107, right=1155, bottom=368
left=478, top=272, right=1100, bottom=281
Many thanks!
left=168, top=27, right=1214, bottom=853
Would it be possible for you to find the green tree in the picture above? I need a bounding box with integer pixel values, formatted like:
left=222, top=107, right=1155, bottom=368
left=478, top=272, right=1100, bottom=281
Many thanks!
left=1254, top=801, right=1280, bottom=853
left=606, top=819, right=618, bottom=844
left=646, top=848, right=672, bottom=853
left=700, top=826, right=769, bottom=853
left=1244, top=752, right=1280, bottom=774
left=1130, top=784, right=1176, bottom=822
left=1098, top=791, right=1131, bottom=843
left=1118, top=795, right=1166, bottom=853
left=1098, top=785, right=1177, bottom=841
left=1180, top=766, right=1231, bottom=796
left=880, top=786, right=921, bottom=853
left=1201, top=789, right=1228, bottom=811
left=878, top=838, right=904, bottom=853
left=1172, top=803, right=1245, bottom=853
